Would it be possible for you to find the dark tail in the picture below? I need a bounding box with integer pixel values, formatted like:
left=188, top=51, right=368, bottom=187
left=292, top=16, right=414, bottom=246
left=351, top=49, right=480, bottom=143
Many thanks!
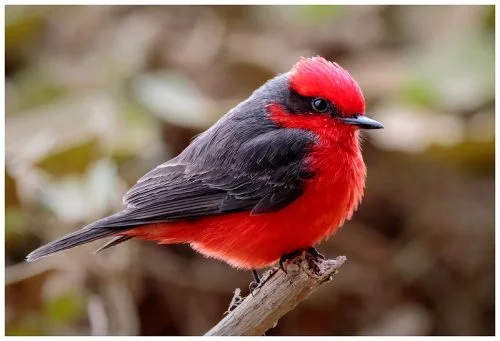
left=93, top=235, right=133, bottom=254
left=26, top=212, right=136, bottom=262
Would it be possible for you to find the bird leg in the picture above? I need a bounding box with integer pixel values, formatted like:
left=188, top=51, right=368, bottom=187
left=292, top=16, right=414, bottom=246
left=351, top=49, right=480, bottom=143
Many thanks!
left=249, top=269, right=261, bottom=295
left=227, top=270, right=262, bottom=312
left=252, top=269, right=261, bottom=283
left=279, top=247, right=324, bottom=273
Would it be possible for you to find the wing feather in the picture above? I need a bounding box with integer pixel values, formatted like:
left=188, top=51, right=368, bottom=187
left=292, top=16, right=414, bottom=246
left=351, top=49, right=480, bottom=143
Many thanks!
left=110, top=128, right=315, bottom=228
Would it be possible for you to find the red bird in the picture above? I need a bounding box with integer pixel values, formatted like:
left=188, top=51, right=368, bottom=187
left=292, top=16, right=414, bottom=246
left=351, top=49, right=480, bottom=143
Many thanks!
left=27, top=56, right=383, bottom=281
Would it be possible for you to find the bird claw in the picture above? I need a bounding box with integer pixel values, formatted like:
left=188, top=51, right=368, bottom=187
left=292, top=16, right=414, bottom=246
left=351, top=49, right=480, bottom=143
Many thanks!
left=279, top=249, right=303, bottom=273
left=307, top=247, right=325, bottom=259
left=279, top=247, right=324, bottom=273
left=249, top=281, right=260, bottom=297
left=249, top=269, right=263, bottom=296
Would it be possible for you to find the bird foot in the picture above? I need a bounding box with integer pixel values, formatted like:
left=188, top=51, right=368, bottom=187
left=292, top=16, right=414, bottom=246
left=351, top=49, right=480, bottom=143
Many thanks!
left=306, top=247, right=325, bottom=259
left=247, top=267, right=280, bottom=296
left=279, top=247, right=325, bottom=273
left=249, top=269, right=263, bottom=296
left=249, top=281, right=259, bottom=297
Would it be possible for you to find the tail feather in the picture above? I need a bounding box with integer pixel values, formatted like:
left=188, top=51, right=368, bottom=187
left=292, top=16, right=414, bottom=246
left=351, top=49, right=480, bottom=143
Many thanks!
left=94, top=235, right=134, bottom=254
left=25, top=210, right=140, bottom=262
left=26, top=227, right=118, bottom=262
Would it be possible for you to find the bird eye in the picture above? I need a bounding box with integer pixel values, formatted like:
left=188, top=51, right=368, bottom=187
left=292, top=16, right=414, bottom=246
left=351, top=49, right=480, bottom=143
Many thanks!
left=311, top=98, right=328, bottom=112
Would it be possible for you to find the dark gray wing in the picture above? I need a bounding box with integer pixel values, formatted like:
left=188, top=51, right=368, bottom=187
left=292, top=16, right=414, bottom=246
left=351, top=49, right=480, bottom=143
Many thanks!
left=103, top=128, right=316, bottom=228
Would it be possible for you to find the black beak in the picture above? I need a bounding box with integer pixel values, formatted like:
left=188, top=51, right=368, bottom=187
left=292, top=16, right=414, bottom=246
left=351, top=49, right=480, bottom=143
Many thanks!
left=339, top=115, right=384, bottom=129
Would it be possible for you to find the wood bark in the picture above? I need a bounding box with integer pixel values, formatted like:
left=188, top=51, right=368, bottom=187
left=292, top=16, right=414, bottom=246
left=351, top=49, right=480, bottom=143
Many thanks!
left=205, top=253, right=347, bottom=336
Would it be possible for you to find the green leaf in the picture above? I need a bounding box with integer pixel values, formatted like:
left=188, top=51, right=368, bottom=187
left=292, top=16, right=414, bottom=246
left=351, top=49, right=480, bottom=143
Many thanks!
left=45, top=292, right=84, bottom=323
left=399, top=77, right=438, bottom=108
left=7, top=67, right=67, bottom=115
left=294, top=5, right=344, bottom=26
left=5, top=208, right=25, bottom=238
left=35, top=139, right=102, bottom=177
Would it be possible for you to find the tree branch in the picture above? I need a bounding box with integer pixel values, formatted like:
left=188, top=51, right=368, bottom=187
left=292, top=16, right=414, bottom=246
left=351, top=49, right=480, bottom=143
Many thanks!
left=205, top=253, right=347, bottom=336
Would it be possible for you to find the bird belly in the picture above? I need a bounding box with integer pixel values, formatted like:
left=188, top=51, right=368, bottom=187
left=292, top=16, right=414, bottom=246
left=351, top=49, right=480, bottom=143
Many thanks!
left=122, top=173, right=363, bottom=270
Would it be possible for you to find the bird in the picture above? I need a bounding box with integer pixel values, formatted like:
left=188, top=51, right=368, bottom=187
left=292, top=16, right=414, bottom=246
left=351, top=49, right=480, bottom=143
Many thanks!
left=26, top=56, right=383, bottom=284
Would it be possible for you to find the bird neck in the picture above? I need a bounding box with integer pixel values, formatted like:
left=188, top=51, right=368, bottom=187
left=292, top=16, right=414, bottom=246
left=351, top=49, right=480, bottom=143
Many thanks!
left=309, top=127, right=366, bottom=185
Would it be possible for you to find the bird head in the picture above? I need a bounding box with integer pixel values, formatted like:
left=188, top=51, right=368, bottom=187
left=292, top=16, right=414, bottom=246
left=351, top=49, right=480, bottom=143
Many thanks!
left=265, top=56, right=383, bottom=143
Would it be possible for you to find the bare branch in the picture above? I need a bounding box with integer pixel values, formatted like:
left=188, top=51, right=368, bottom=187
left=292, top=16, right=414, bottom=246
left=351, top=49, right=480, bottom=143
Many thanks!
left=205, top=253, right=347, bottom=336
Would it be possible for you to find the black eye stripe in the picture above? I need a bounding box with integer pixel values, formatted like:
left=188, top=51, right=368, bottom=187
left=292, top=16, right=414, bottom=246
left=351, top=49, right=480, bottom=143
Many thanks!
left=286, top=90, right=340, bottom=117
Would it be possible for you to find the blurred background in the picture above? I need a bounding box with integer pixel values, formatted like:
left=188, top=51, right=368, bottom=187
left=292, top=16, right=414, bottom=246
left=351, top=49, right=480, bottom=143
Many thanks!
left=5, top=5, right=494, bottom=336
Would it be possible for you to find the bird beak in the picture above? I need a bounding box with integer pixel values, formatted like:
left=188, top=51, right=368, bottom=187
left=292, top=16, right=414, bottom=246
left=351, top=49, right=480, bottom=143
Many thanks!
left=339, top=115, right=384, bottom=129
